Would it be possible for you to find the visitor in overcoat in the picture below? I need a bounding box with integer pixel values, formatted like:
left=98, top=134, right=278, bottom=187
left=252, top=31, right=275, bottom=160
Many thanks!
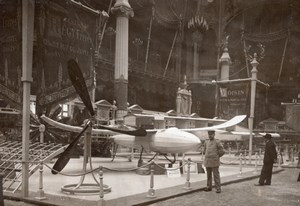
left=255, top=133, right=277, bottom=186
left=203, top=130, right=225, bottom=193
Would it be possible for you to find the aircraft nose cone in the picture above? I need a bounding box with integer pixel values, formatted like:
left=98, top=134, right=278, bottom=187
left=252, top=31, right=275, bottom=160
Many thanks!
left=189, top=135, right=201, bottom=143
left=151, top=128, right=201, bottom=153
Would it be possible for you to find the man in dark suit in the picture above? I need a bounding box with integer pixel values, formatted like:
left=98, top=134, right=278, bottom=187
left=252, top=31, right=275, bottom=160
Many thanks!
left=255, top=133, right=277, bottom=186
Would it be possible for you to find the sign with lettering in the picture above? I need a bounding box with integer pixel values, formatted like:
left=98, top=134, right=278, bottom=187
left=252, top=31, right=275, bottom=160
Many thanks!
left=218, top=82, right=250, bottom=120
left=165, top=163, right=181, bottom=178
left=0, top=0, right=22, bottom=109
left=285, top=105, right=300, bottom=132
left=183, top=162, right=198, bottom=174
left=1, top=1, right=100, bottom=111
left=35, top=1, right=98, bottom=110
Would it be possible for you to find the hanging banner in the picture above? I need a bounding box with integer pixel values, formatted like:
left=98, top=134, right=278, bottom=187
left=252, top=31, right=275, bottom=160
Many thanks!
left=285, top=104, right=300, bottom=132
left=218, top=82, right=250, bottom=121
left=0, top=0, right=22, bottom=109
left=35, top=0, right=98, bottom=110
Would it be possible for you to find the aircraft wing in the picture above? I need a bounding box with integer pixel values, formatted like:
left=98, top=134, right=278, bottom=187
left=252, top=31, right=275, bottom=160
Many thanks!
left=229, top=131, right=280, bottom=138
left=144, top=115, right=247, bottom=137
left=182, top=115, right=247, bottom=132
left=181, top=115, right=247, bottom=139
left=257, top=132, right=280, bottom=137
left=40, top=115, right=117, bottom=135
left=41, top=114, right=247, bottom=138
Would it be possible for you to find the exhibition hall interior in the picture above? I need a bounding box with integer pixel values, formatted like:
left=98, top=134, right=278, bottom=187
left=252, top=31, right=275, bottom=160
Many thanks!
left=0, top=0, right=299, bottom=205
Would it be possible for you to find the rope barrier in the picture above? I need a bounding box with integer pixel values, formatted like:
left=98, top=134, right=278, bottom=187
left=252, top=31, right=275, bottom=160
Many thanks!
left=153, top=160, right=188, bottom=171
left=253, top=153, right=258, bottom=174
left=102, top=161, right=153, bottom=172
left=24, top=158, right=196, bottom=202
left=35, top=162, right=46, bottom=200
left=277, top=152, right=282, bottom=169
left=237, top=153, right=243, bottom=177
left=0, top=158, right=188, bottom=178
left=220, top=156, right=241, bottom=165
left=3, top=154, right=263, bottom=203
left=43, top=164, right=99, bottom=177
left=220, top=150, right=264, bottom=166
left=146, top=161, right=156, bottom=198
left=183, top=158, right=192, bottom=190
left=243, top=150, right=247, bottom=165
left=98, top=166, right=105, bottom=206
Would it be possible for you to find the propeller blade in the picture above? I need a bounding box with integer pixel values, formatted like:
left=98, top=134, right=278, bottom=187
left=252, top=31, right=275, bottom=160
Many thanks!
left=29, top=129, right=40, bottom=141
left=44, top=130, right=61, bottom=143
left=67, top=59, right=147, bottom=136
left=49, top=106, right=62, bottom=120
left=30, top=113, right=40, bottom=125
left=68, top=59, right=95, bottom=116
left=52, top=122, right=90, bottom=174
left=96, top=124, right=147, bottom=136
left=45, top=106, right=52, bottom=117
left=58, top=116, right=71, bottom=124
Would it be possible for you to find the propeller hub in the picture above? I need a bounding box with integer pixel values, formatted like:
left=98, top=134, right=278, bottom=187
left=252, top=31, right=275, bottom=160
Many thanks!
left=39, top=124, right=46, bottom=132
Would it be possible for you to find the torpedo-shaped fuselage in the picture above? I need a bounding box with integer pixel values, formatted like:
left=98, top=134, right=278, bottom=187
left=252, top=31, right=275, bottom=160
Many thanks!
left=112, top=127, right=201, bottom=154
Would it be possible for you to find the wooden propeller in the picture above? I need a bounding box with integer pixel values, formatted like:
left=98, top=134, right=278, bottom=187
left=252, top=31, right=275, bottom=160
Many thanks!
left=51, top=59, right=146, bottom=174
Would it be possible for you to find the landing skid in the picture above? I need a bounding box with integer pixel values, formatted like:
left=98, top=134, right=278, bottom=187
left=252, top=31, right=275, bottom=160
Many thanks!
left=147, top=153, right=176, bottom=164
left=111, top=145, right=177, bottom=166
left=111, top=144, right=134, bottom=162
left=111, top=143, right=119, bottom=162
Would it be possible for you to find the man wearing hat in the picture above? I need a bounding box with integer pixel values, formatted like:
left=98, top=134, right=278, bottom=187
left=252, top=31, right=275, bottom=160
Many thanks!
left=203, top=130, right=225, bottom=193
left=255, top=133, right=277, bottom=186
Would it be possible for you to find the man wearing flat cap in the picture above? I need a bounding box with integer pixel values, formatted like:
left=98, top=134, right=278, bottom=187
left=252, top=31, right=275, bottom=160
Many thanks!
left=255, top=133, right=277, bottom=186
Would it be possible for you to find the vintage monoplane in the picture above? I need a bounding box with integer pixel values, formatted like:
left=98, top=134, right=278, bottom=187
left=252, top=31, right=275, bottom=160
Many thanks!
left=41, top=59, right=247, bottom=174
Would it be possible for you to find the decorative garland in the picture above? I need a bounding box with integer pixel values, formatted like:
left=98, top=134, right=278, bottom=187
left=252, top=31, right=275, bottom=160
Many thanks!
left=243, top=29, right=289, bottom=42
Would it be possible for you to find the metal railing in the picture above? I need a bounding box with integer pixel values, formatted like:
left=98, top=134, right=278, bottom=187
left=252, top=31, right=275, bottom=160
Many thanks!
left=0, top=141, right=65, bottom=193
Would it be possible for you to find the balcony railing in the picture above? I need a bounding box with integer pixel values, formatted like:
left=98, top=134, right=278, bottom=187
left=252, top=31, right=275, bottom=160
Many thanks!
left=96, top=48, right=178, bottom=82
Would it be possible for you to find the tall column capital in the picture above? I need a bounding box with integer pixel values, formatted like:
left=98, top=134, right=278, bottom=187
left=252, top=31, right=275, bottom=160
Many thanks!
left=219, top=36, right=231, bottom=64
left=250, top=53, right=259, bottom=73
left=219, top=48, right=231, bottom=64
left=111, top=0, right=134, bottom=18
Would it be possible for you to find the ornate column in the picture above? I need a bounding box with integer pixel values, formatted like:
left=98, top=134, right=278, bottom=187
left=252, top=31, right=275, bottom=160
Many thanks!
left=249, top=54, right=258, bottom=164
left=219, top=37, right=231, bottom=80
left=191, top=31, right=203, bottom=81
left=22, top=0, right=35, bottom=197
left=111, top=0, right=134, bottom=122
